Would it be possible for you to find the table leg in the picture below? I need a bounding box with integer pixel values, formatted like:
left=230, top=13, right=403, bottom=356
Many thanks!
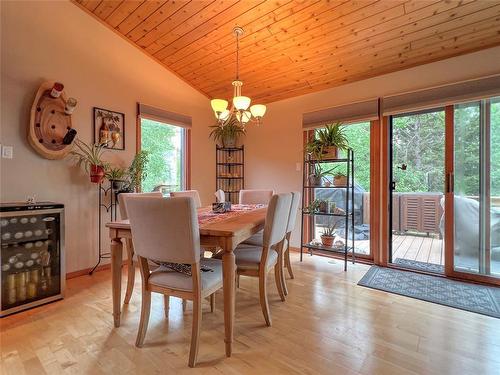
left=111, top=237, right=123, bottom=328
left=222, top=238, right=235, bottom=357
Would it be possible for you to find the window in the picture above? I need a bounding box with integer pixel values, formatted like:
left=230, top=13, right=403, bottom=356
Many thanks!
left=139, top=118, right=187, bottom=193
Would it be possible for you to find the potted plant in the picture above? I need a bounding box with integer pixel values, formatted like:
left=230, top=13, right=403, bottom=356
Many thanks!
left=105, top=166, right=128, bottom=190
left=334, top=172, right=348, bottom=187
left=126, top=150, right=149, bottom=192
left=320, top=221, right=338, bottom=247
left=305, top=123, right=349, bottom=160
left=308, top=164, right=336, bottom=187
left=302, top=199, right=321, bottom=214
left=318, top=200, right=328, bottom=213
left=70, top=139, right=108, bottom=184
left=209, top=115, right=246, bottom=147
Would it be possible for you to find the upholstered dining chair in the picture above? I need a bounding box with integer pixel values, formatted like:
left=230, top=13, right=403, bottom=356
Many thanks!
left=242, top=192, right=301, bottom=295
left=126, top=196, right=222, bottom=368
left=170, top=190, right=202, bottom=208
left=118, top=191, right=163, bottom=305
left=239, top=189, right=274, bottom=205
left=233, top=193, right=292, bottom=326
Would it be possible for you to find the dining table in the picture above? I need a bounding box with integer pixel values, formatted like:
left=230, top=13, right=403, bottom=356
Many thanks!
left=105, top=204, right=267, bottom=357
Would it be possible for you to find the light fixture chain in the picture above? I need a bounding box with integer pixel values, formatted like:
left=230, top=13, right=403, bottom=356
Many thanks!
left=236, top=31, right=239, bottom=80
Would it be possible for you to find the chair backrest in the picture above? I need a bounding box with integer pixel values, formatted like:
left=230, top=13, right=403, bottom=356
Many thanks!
left=118, top=191, right=163, bottom=220
left=262, top=193, right=292, bottom=248
left=170, top=190, right=202, bottom=208
left=126, top=196, right=201, bottom=265
left=286, top=192, right=301, bottom=234
left=239, top=189, right=274, bottom=205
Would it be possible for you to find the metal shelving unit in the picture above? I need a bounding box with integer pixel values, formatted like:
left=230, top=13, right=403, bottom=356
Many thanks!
left=300, top=149, right=355, bottom=271
left=216, top=145, right=244, bottom=204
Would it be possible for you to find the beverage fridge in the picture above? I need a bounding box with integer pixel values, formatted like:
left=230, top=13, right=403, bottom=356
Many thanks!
left=0, top=202, right=65, bottom=317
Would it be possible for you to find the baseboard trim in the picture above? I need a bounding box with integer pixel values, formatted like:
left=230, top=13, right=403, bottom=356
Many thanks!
left=66, top=260, right=129, bottom=279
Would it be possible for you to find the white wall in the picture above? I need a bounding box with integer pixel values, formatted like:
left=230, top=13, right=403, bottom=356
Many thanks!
left=243, top=46, right=500, bottom=247
left=0, top=1, right=213, bottom=273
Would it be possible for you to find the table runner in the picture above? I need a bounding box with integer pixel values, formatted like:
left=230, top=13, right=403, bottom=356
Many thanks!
left=198, top=204, right=265, bottom=225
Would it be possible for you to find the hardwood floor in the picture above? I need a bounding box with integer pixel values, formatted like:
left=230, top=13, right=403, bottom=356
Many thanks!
left=1, top=252, right=500, bottom=374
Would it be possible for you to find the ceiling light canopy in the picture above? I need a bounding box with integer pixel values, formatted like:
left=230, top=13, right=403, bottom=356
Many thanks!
left=210, top=26, right=266, bottom=127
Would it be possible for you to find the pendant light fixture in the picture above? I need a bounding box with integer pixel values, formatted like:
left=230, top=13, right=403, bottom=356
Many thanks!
left=210, top=26, right=266, bottom=127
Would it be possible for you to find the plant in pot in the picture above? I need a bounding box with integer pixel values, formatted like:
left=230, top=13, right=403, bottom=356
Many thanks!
left=302, top=199, right=321, bottom=214
left=125, top=150, right=150, bottom=192
left=105, top=166, right=128, bottom=190
left=70, top=139, right=108, bottom=184
left=334, top=172, right=348, bottom=187
left=209, top=115, right=246, bottom=148
left=305, top=123, right=349, bottom=160
left=308, top=164, right=336, bottom=187
left=320, top=221, right=338, bottom=248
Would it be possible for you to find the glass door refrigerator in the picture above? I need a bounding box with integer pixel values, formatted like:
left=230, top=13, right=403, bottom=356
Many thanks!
left=1, top=202, right=65, bottom=317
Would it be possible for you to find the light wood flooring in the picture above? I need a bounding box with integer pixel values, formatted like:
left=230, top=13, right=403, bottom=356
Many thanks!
left=1, top=253, right=500, bottom=374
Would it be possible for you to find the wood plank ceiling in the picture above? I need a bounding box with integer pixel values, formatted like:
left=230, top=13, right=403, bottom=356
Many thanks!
left=73, top=0, right=500, bottom=103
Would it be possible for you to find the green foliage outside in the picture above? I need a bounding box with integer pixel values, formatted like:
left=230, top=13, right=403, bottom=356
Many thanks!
left=140, top=119, right=183, bottom=193
left=315, top=99, right=499, bottom=196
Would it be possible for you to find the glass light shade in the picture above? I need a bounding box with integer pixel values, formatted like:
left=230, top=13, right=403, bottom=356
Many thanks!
left=233, top=96, right=251, bottom=110
left=211, top=99, right=228, bottom=113
left=219, top=109, right=230, bottom=121
left=250, top=104, right=266, bottom=118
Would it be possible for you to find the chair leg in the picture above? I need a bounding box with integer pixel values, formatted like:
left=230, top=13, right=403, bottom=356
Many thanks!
left=274, top=263, right=286, bottom=302
left=188, top=296, right=202, bottom=367
left=124, top=242, right=135, bottom=304
left=278, top=250, right=288, bottom=297
left=163, top=295, right=169, bottom=318
left=285, top=248, right=295, bottom=279
left=259, top=271, right=272, bottom=326
left=236, top=274, right=240, bottom=288
left=210, top=293, right=215, bottom=313
left=182, top=299, right=187, bottom=312
left=135, top=290, right=151, bottom=347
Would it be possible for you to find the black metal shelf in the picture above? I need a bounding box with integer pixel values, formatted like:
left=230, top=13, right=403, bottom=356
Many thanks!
left=305, top=158, right=349, bottom=163
left=302, top=212, right=352, bottom=217
left=303, top=185, right=353, bottom=189
left=302, top=243, right=354, bottom=253
left=216, top=145, right=244, bottom=204
left=300, top=149, right=355, bottom=271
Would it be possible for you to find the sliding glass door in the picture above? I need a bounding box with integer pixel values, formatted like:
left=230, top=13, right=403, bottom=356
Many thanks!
left=452, top=98, right=500, bottom=279
left=389, top=109, right=445, bottom=273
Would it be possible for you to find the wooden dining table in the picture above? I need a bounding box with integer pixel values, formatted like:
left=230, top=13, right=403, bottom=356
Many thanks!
left=105, top=205, right=267, bottom=357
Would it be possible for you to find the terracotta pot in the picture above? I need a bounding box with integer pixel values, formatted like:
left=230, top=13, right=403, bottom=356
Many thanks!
left=90, top=164, right=105, bottom=184
left=320, top=235, right=335, bottom=247
left=334, top=175, right=348, bottom=186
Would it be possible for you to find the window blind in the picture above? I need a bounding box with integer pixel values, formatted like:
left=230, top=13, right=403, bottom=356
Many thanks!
left=137, top=103, right=192, bottom=128
left=383, top=74, right=500, bottom=116
left=302, top=99, right=379, bottom=129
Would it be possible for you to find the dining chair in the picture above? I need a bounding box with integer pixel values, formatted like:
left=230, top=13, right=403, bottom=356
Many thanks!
left=233, top=193, right=292, bottom=326
left=118, top=191, right=163, bottom=305
left=239, top=189, right=274, bottom=204
left=170, top=190, right=202, bottom=208
left=126, top=196, right=222, bottom=368
left=242, top=192, right=301, bottom=294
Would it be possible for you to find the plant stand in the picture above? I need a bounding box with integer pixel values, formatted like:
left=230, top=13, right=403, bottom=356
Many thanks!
left=216, top=145, right=244, bottom=204
left=300, top=149, right=355, bottom=271
left=89, top=181, right=118, bottom=275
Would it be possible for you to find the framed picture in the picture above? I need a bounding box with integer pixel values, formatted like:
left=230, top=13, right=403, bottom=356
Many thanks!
left=93, top=107, right=125, bottom=150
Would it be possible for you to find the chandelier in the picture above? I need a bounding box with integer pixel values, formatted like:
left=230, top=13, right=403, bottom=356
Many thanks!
left=210, top=26, right=266, bottom=127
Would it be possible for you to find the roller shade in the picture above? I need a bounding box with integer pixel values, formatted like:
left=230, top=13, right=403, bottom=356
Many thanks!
left=302, top=98, right=379, bottom=129
left=383, top=74, right=500, bottom=116
left=137, top=103, right=192, bottom=128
